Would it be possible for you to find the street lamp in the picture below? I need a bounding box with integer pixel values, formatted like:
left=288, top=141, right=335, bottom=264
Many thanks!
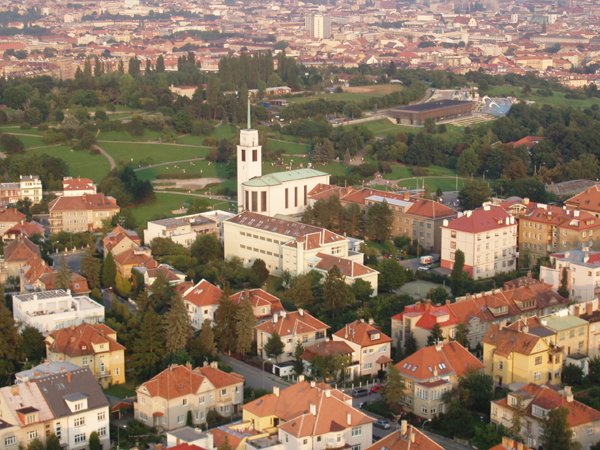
left=116, top=424, right=127, bottom=450
left=421, top=418, right=432, bottom=431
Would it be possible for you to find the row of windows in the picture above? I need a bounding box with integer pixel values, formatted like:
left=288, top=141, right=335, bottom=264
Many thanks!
left=240, top=244, right=275, bottom=256
left=239, top=231, right=284, bottom=245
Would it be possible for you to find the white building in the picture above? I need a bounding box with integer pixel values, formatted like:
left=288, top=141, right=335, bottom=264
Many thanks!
left=540, top=249, right=600, bottom=302
left=305, top=13, right=332, bottom=39
left=12, top=289, right=105, bottom=334
left=236, top=108, right=330, bottom=217
left=440, top=205, right=517, bottom=279
left=0, top=175, right=43, bottom=206
left=143, top=210, right=235, bottom=246
left=223, top=211, right=378, bottom=294
left=61, top=177, right=97, bottom=197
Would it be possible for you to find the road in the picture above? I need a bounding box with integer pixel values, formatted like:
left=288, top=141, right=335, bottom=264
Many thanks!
left=51, top=250, right=86, bottom=273
left=92, top=144, right=116, bottom=170
left=219, top=354, right=289, bottom=392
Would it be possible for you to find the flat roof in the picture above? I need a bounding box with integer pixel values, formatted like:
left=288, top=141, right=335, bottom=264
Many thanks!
left=366, top=195, right=413, bottom=208
left=392, top=99, right=473, bottom=113
left=168, top=426, right=209, bottom=442
left=243, top=168, right=328, bottom=187
left=13, top=289, right=70, bottom=301
left=543, top=315, right=589, bottom=331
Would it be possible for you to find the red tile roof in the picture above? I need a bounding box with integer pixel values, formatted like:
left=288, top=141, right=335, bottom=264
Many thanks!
left=523, top=205, right=600, bottom=231
left=38, top=272, right=91, bottom=295
left=255, top=310, right=329, bottom=337
left=0, top=208, right=25, bottom=224
left=181, top=279, right=223, bottom=307
left=566, top=184, right=600, bottom=214
left=194, top=366, right=243, bottom=389
left=394, top=341, right=483, bottom=381
left=62, top=177, right=96, bottom=192
left=367, top=426, right=443, bottom=450
left=443, top=205, right=514, bottom=234
left=230, top=289, right=284, bottom=317
left=46, top=323, right=125, bottom=356
left=102, top=225, right=141, bottom=254
left=49, top=193, right=119, bottom=212
left=333, top=320, right=391, bottom=347
left=392, top=302, right=457, bottom=331
left=301, top=341, right=354, bottom=362
left=315, top=253, right=377, bottom=278
left=113, top=248, right=158, bottom=269
left=4, top=235, right=41, bottom=262
left=407, top=198, right=456, bottom=219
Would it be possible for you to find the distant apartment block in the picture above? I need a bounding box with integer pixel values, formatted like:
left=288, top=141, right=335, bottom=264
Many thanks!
left=48, top=193, right=120, bottom=233
left=305, top=13, right=331, bottom=39
left=144, top=210, right=235, bottom=247
left=12, top=289, right=105, bottom=334
left=0, top=175, right=42, bottom=206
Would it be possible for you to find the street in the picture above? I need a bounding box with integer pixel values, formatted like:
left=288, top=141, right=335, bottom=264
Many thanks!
left=219, top=354, right=289, bottom=392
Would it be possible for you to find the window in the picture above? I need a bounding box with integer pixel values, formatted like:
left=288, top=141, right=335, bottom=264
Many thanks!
left=183, top=398, right=188, bottom=406
left=82, top=357, right=88, bottom=366
left=74, top=416, right=86, bottom=427
left=4, top=437, right=16, bottom=447
left=261, top=191, right=267, bottom=212
left=252, top=149, right=257, bottom=162
left=241, top=149, right=246, bottom=162
left=352, top=426, right=362, bottom=436
left=303, top=439, right=308, bottom=445
left=55, top=422, right=61, bottom=439
left=364, top=362, right=372, bottom=369
left=294, top=187, right=298, bottom=207
left=304, top=185, right=308, bottom=206
left=251, top=191, right=258, bottom=212
left=221, top=388, right=227, bottom=396
left=351, top=445, right=361, bottom=450
left=74, top=434, right=86, bottom=444
left=451, top=230, right=457, bottom=238
left=245, top=191, right=249, bottom=210
left=27, top=431, right=38, bottom=441
left=498, top=361, right=504, bottom=370
left=534, top=372, right=541, bottom=381
left=98, top=427, right=107, bottom=437
left=177, top=415, right=185, bottom=423
left=285, top=188, right=289, bottom=208
left=535, top=356, right=542, bottom=365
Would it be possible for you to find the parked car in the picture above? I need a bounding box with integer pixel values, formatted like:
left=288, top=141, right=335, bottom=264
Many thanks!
left=374, top=419, right=391, bottom=429
left=417, top=265, right=431, bottom=272
left=370, top=384, right=382, bottom=393
left=351, top=388, right=369, bottom=397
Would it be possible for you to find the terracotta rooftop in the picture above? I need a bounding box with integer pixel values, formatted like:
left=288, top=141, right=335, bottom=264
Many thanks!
left=443, top=205, right=514, bottom=234
left=566, top=183, right=600, bottom=214
left=333, top=320, right=391, bottom=348
left=46, top=323, right=124, bottom=357
left=255, top=310, right=329, bottom=337
left=366, top=426, right=443, bottom=450
left=181, top=279, right=224, bottom=307
left=49, top=193, right=119, bottom=212
left=0, top=208, right=25, bottom=224
left=301, top=341, right=354, bottom=362
left=230, top=288, right=284, bottom=317
left=315, top=253, right=377, bottom=278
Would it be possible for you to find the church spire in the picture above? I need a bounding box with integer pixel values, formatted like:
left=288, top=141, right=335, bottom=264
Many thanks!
left=247, top=92, right=251, bottom=130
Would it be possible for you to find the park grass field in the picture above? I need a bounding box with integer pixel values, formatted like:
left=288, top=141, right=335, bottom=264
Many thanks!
left=98, top=129, right=163, bottom=142
left=267, top=138, right=311, bottom=155
left=101, top=141, right=209, bottom=166
left=484, top=85, right=600, bottom=109
left=0, top=126, right=44, bottom=136
left=287, top=84, right=404, bottom=104
left=130, top=192, right=235, bottom=224
left=27, top=145, right=111, bottom=181
left=136, top=160, right=227, bottom=181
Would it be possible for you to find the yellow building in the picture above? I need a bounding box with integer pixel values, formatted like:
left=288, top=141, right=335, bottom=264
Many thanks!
left=483, top=322, right=562, bottom=387
left=45, top=323, right=126, bottom=387
left=541, top=315, right=589, bottom=358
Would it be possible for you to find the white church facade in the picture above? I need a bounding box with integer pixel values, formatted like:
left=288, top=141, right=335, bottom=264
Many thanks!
left=236, top=107, right=329, bottom=217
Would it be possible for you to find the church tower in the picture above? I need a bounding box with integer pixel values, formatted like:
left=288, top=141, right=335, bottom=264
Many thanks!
left=237, top=97, right=262, bottom=212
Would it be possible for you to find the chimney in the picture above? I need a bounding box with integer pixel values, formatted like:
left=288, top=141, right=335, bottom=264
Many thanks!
left=564, top=386, right=574, bottom=402
left=434, top=342, right=443, bottom=351
left=523, top=325, right=529, bottom=334
left=310, top=380, right=316, bottom=388
left=298, top=308, right=304, bottom=316
left=273, top=386, right=280, bottom=397
left=203, top=361, right=209, bottom=367
left=523, top=197, right=530, bottom=205
left=325, top=389, right=331, bottom=398
left=281, top=311, right=286, bottom=318
left=273, top=313, right=278, bottom=323
left=210, top=361, right=218, bottom=369
left=587, top=302, right=594, bottom=316
left=309, top=403, right=317, bottom=415
left=574, top=210, right=580, bottom=218
left=368, top=318, right=374, bottom=325
left=346, top=412, right=352, bottom=426
left=298, top=374, right=305, bottom=382
left=400, top=420, right=408, bottom=435
left=410, top=432, right=415, bottom=444
left=66, top=372, right=72, bottom=383
left=186, top=362, right=192, bottom=370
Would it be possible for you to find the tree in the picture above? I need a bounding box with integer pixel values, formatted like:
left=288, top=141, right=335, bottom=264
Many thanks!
left=562, top=364, right=583, bottom=386
left=0, top=300, right=23, bottom=385
left=26, top=439, right=44, bottom=450
left=264, top=332, right=284, bottom=361
left=0, top=133, right=25, bottom=154
left=214, top=295, right=238, bottom=354
left=21, top=326, right=45, bottom=364
left=286, top=275, right=314, bottom=308
left=450, top=249, right=466, bottom=296
left=249, top=259, right=269, bottom=287
left=427, top=323, right=444, bottom=345
left=378, top=259, right=408, bottom=293
left=366, top=202, right=394, bottom=242
left=56, top=255, right=70, bottom=290
left=382, top=365, right=404, bottom=408
left=235, top=300, right=255, bottom=356
left=156, top=55, right=165, bottom=72
left=165, top=296, right=194, bottom=354
left=101, top=252, right=116, bottom=288
left=293, top=341, right=304, bottom=376
left=472, top=423, right=506, bottom=450
left=559, top=267, right=569, bottom=298
left=323, top=266, right=353, bottom=319
left=115, top=272, right=132, bottom=298
left=130, top=306, right=166, bottom=381
left=510, top=395, right=526, bottom=439
left=458, top=179, right=492, bottom=210
left=541, top=406, right=579, bottom=450
left=454, top=323, right=469, bottom=348
left=189, top=319, right=217, bottom=365
left=82, top=248, right=101, bottom=289
left=403, top=332, right=417, bottom=357
left=47, top=433, right=62, bottom=450
left=589, top=356, right=600, bottom=384
left=190, top=234, right=223, bottom=265
left=88, top=431, right=101, bottom=450
left=457, top=147, right=480, bottom=176
left=458, top=369, right=494, bottom=415
left=352, top=279, right=373, bottom=303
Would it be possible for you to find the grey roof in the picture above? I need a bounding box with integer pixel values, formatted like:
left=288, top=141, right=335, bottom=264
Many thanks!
left=168, top=426, right=210, bottom=442
left=33, top=368, right=109, bottom=418
left=243, top=168, right=328, bottom=187
left=392, top=99, right=472, bottom=113
left=16, top=361, right=80, bottom=382
left=63, top=392, right=88, bottom=402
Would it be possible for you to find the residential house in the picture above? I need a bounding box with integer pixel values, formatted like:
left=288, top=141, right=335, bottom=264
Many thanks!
left=565, top=183, right=600, bottom=218
left=0, top=208, right=25, bottom=236
left=224, top=212, right=378, bottom=294
left=542, top=314, right=589, bottom=358
left=178, top=279, right=224, bottom=330
left=332, top=320, right=392, bottom=377
left=48, top=193, right=120, bottom=233
left=45, top=323, right=126, bottom=388
left=134, top=363, right=244, bottom=431
left=440, top=205, right=518, bottom=279
left=242, top=380, right=374, bottom=450
left=392, top=277, right=570, bottom=350
left=61, top=177, right=97, bottom=197
left=133, top=264, right=186, bottom=287
left=15, top=361, right=80, bottom=383
left=0, top=175, right=43, bottom=206
left=301, top=341, right=356, bottom=379
left=166, top=426, right=213, bottom=449
left=393, top=341, right=483, bottom=419
left=3, top=235, right=45, bottom=279
left=34, top=272, right=91, bottom=295
left=230, top=288, right=284, bottom=320
left=366, top=422, right=444, bottom=450
left=102, top=225, right=141, bottom=256
left=143, top=211, right=235, bottom=247
left=540, top=249, right=600, bottom=302
left=210, top=422, right=269, bottom=450
left=12, top=289, right=105, bottom=334
left=3, top=220, right=45, bottom=242
left=483, top=322, right=563, bottom=386
left=579, top=301, right=600, bottom=358
left=491, top=384, right=600, bottom=449
left=255, top=310, right=329, bottom=362
left=0, top=368, right=110, bottom=450
left=518, top=205, right=600, bottom=264
left=113, top=247, right=157, bottom=279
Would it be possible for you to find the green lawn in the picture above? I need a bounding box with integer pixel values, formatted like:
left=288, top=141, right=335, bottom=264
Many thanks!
left=0, top=126, right=44, bottom=136
left=268, top=138, right=311, bottom=155
left=137, top=160, right=228, bottom=181
left=101, top=142, right=209, bottom=166
left=361, top=119, right=417, bottom=137
left=393, top=176, right=467, bottom=192
left=103, top=384, right=136, bottom=399
left=287, top=85, right=404, bottom=104
left=27, top=145, right=110, bottom=181
left=484, top=86, right=600, bottom=109
left=130, top=193, right=235, bottom=224
left=98, top=129, right=163, bottom=142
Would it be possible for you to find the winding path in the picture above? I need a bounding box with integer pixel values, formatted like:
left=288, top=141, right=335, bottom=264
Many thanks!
left=133, top=157, right=207, bottom=171
left=92, top=144, right=116, bottom=170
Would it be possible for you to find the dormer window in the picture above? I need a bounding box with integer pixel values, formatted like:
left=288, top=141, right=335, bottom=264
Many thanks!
left=532, top=405, right=548, bottom=419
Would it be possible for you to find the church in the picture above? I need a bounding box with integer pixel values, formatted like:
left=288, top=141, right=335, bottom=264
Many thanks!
left=236, top=104, right=330, bottom=217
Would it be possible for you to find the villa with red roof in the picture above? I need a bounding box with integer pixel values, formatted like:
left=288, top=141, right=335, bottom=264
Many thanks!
left=393, top=341, right=483, bottom=419
left=61, top=177, right=97, bottom=197
left=367, top=422, right=443, bottom=450
left=178, top=279, right=224, bottom=329
left=566, top=184, right=600, bottom=218
left=255, top=310, right=329, bottom=363
left=441, top=204, right=517, bottom=278
left=134, top=363, right=244, bottom=431
left=230, top=288, right=284, bottom=319
left=48, top=193, right=119, bottom=233
left=491, top=384, right=600, bottom=449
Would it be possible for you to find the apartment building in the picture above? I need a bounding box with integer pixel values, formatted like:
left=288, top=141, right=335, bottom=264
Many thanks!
left=242, top=380, right=374, bottom=450
left=540, top=249, right=600, bottom=302
left=391, top=277, right=570, bottom=350
left=256, top=310, right=329, bottom=362
left=542, top=314, right=589, bottom=358
left=134, top=363, right=244, bottom=431
left=0, top=208, right=25, bottom=236
left=12, top=289, right=105, bottom=334
left=394, top=341, right=483, bottom=419
left=483, top=322, right=563, bottom=387
left=143, top=210, right=234, bottom=247
left=48, top=193, right=120, bottom=233
left=45, top=323, right=126, bottom=388
left=491, top=385, right=600, bottom=449
left=332, top=320, right=392, bottom=377
left=223, top=211, right=378, bottom=294
left=0, top=368, right=110, bottom=450
left=61, top=177, right=97, bottom=197
left=441, top=205, right=517, bottom=279
left=519, top=205, right=600, bottom=264
left=0, top=175, right=42, bottom=207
